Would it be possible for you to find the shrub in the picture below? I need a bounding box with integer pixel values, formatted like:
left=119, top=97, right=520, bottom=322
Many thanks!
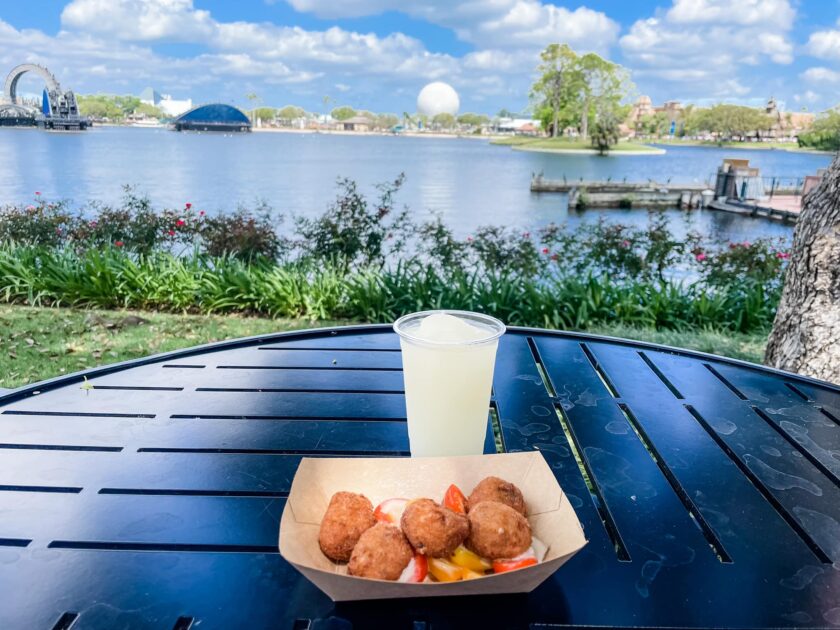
left=294, top=174, right=412, bottom=270
left=199, top=204, right=284, bottom=260
left=0, top=197, right=73, bottom=247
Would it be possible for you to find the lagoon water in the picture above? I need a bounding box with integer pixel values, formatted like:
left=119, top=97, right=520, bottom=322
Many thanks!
left=0, top=126, right=831, bottom=241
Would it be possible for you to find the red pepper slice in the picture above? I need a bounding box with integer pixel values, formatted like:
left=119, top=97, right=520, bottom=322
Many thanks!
left=492, top=557, right=538, bottom=574
left=399, top=553, right=428, bottom=583
left=443, top=484, right=468, bottom=514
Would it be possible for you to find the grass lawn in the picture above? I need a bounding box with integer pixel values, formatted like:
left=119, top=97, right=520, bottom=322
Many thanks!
left=647, top=138, right=811, bottom=151
left=0, top=304, right=769, bottom=389
left=490, top=136, right=661, bottom=152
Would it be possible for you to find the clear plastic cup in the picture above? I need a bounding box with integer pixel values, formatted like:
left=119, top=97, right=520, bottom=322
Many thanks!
left=393, top=310, right=506, bottom=457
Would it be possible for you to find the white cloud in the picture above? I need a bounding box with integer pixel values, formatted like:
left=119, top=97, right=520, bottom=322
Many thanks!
left=793, top=90, right=819, bottom=104
left=619, top=0, right=795, bottom=100
left=801, top=67, right=840, bottom=84
left=666, top=0, right=794, bottom=29
left=61, top=0, right=215, bottom=42
left=285, top=0, right=619, bottom=53
left=806, top=28, right=840, bottom=61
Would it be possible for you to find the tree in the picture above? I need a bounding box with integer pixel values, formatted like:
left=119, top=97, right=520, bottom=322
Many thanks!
left=531, top=44, right=632, bottom=139
left=591, top=113, right=620, bottom=155
left=531, top=44, right=579, bottom=138
left=684, top=104, right=773, bottom=141
left=253, top=107, right=276, bottom=122
left=134, top=102, right=164, bottom=118
left=432, top=112, right=456, bottom=128
left=765, top=153, right=840, bottom=382
left=374, top=113, right=399, bottom=129
left=331, top=106, right=357, bottom=121
left=497, top=108, right=516, bottom=119
left=277, top=105, right=306, bottom=120
left=798, top=110, right=840, bottom=151
left=458, top=113, right=490, bottom=127
left=576, top=52, right=632, bottom=139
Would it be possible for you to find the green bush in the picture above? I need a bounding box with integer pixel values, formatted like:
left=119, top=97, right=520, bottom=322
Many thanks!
left=0, top=176, right=790, bottom=333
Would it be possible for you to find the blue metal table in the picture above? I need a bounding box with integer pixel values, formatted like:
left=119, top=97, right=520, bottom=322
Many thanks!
left=0, top=325, right=839, bottom=629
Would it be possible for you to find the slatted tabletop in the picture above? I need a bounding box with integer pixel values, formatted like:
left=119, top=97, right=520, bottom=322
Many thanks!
left=0, top=325, right=839, bottom=630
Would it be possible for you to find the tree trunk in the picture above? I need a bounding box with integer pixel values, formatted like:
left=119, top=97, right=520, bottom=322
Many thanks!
left=765, top=153, right=840, bottom=383
left=580, top=96, right=589, bottom=139
left=552, top=105, right=559, bottom=138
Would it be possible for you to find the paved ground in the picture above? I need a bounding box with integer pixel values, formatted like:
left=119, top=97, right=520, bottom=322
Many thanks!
left=762, top=194, right=802, bottom=214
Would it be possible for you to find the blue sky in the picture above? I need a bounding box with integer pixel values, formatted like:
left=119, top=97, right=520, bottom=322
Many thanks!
left=1, top=0, right=839, bottom=114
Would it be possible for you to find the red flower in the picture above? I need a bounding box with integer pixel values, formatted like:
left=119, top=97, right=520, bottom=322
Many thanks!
left=550, top=253, right=559, bottom=261
left=542, top=247, right=549, bottom=254
left=35, top=191, right=41, bottom=196
left=167, top=229, right=175, bottom=236
left=185, top=203, right=192, bottom=209
left=55, top=228, right=62, bottom=234
left=199, top=210, right=205, bottom=216
left=115, top=241, right=124, bottom=247
left=776, top=251, right=790, bottom=259
left=695, top=253, right=707, bottom=262
left=176, top=219, right=185, bottom=226
left=729, top=242, right=737, bottom=249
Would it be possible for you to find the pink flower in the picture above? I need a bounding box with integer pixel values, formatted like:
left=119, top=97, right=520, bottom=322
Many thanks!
left=550, top=253, right=559, bottom=261
left=522, top=232, right=530, bottom=238
left=621, top=240, right=630, bottom=248
left=55, top=228, right=62, bottom=234
left=185, top=203, right=192, bottom=210
left=695, top=253, right=707, bottom=262
left=742, top=241, right=751, bottom=248
left=542, top=247, right=549, bottom=254
left=114, top=241, right=124, bottom=247
left=776, top=251, right=790, bottom=259
left=466, top=236, right=473, bottom=242
left=199, top=210, right=205, bottom=216
left=89, top=221, right=98, bottom=227
left=25, top=205, right=35, bottom=211
left=176, top=219, right=185, bottom=227
left=35, top=191, right=41, bottom=196
left=167, top=229, right=175, bottom=236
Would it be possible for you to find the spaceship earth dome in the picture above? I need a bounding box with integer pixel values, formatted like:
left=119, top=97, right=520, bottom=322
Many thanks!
left=416, top=82, right=460, bottom=117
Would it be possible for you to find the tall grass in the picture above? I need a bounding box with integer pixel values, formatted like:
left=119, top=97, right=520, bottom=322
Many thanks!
left=0, top=245, right=778, bottom=333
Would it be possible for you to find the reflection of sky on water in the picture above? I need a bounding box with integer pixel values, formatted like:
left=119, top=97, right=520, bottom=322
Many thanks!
left=0, top=127, right=828, bottom=243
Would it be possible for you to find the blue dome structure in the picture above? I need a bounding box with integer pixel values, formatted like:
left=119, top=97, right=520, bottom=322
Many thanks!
left=171, top=103, right=251, bottom=132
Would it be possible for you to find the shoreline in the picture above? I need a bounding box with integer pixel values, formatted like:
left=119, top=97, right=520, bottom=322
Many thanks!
left=511, top=145, right=666, bottom=156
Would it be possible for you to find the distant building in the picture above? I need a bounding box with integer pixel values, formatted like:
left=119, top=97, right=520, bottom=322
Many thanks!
left=497, top=118, right=541, bottom=135
left=140, top=86, right=193, bottom=118
left=170, top=103, right=251, bottom=132
left=764, top=97, right=815, bottom=140
left=341, top=115, right=372, bottom=132
left=628, top=95, right=683, bottom=127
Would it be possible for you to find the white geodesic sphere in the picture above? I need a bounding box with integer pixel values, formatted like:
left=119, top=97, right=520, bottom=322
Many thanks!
left=416, top=82, right=460, bottom=118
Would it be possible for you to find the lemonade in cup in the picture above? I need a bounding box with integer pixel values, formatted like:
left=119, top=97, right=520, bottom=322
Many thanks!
left=394, top=310, right=506, bottom=457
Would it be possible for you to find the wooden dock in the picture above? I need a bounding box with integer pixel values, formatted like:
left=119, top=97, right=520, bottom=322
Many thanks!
left=530, top=174, right=709, bottom=209
left=708, top=199, right=799, bottom=223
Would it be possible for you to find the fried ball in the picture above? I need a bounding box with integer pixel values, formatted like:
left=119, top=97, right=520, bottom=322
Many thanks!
left=400, top=498, right=469, bottom=558
left=348, top=523, right=413, bottom=580
left=468, top=476, right=526, bottom=516
left=467, top=501, right=532, bottom=560
left=318, top=491, right=376, bottom=562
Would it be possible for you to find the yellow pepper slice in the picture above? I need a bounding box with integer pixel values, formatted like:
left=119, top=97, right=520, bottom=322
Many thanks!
left=450, top=545, right=492, bottom=572
left=428, top=558, right=464, bottom=582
